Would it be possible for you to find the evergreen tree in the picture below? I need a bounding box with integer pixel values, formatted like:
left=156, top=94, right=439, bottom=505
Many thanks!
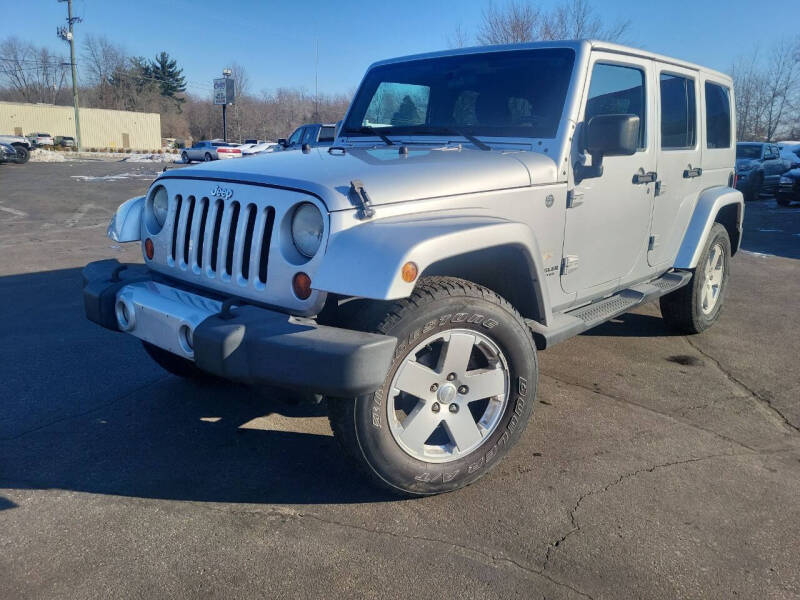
left=146, top=51, right=186, bottom=99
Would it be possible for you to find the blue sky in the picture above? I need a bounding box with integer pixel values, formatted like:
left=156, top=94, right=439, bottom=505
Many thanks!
left=2, top=0, right=796, bottom=98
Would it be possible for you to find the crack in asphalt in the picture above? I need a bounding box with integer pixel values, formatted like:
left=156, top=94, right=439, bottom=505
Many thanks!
left=541, top=454, right=735, bottom=571
left=542, top=373, right=761, bottom=453
left=684, top=337, right=800, bottom=435
left=0, top=375, right=169, bottom=442
left=192, top=501, right=595, bottom=599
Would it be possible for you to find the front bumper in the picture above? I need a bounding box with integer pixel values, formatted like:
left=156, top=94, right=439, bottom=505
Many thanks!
left=83, top=260, right=397, bottom=396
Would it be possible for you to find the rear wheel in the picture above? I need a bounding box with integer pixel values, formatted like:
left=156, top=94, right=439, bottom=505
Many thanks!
left=660, top=223, right=731, bottom=334
left=181, top=151, right=189, bottom=163
left=11, top=144, right=29, bottom=164
left=745, top=173, right=763, bottom=202
left=204, top=152, right=213, bottom=162
left=327, top=277, right=538, bottom=496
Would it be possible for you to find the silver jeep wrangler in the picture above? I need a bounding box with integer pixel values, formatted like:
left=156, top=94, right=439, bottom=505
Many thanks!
left=84, top=40, right=743, bottom=496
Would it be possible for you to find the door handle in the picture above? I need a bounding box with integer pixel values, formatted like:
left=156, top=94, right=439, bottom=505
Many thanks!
left=633, top=171, right=657, bottom=184
left=683, top=167, right=702, bottom=178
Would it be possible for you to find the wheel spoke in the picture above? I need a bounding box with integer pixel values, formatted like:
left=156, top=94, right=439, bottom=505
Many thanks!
left=463, top=368, right=506, bottom=402
left=439, top=332, right=475, bottom=375
left=701, top=283, right=711, bottom=310
left=394, top=360, right=439, bottom=399
left=444, top=409, right=484, bottom=452
left=400, top=404, right=440, bottom=450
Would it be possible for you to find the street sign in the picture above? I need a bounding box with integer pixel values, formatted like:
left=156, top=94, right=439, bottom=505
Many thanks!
left=213, top=77, right=235, bottom=105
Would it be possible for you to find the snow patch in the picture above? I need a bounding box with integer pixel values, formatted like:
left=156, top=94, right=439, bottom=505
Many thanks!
left=29, top=149, right=66, bottom=162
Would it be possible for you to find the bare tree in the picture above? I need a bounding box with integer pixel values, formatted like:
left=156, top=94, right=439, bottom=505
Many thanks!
left=733, top=38, right=800, bottom=141
left=0, top=37, right=69, bottom=104
left=475, top=0, right=629, bottom=45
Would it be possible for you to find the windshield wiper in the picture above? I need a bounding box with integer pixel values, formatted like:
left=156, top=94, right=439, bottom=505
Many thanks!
left=345, top=126, right=394, bottom=146
left=431, top=128, right=491, bottom=151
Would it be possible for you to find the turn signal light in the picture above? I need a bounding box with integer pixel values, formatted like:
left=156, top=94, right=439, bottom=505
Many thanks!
left=401, top=261, right=418, bottom=283
left=293, top=272, right=312, bottom=299
left=144, top=238, right=154, bottom=260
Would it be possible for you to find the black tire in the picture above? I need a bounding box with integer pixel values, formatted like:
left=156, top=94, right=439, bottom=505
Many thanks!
left=776, top=194, right=792, bottom=207
left=660, top=223, right=731, bottom=334
left=327, top=277, right=538, bottom=496
left=11, top=144, right=29, bottom=164
left=141, top=341, right=211, bottom=380
left=204, top=152, right=213, bottom=162
left=181, top=151, right=190, bottom=163
left=745, top=173, right=763, bottom=202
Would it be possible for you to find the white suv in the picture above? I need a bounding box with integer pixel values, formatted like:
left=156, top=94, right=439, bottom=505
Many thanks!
left=84, top=41, right=743, bottom=496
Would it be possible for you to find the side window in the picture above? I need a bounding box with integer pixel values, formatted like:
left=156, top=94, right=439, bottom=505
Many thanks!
left=704, top=82, right=731, bottom=149
left=300, top=127, right=314, bottom=144
left=660, top=73, right=696, bottom=149
left=585, top=63, right=646, bottom=148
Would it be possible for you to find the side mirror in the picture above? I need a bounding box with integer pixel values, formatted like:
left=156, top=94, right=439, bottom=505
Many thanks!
left=578, top=114, right=640, bottom=181
left=277, top=138, right=287, bottom=147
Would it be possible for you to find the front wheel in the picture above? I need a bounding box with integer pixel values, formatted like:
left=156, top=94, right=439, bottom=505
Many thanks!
left=181, top=151, right=189, bottom=163
left=660, top=223, right=731, bottom=334
left=327, top=277, right=538, bottom=496
left=11, top=144, right=29, bottom=164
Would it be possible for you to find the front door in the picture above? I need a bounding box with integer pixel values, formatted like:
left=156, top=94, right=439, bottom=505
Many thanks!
left=562, top=54, right=656, bottom=295
left=649, top=66, right=702, bottom=266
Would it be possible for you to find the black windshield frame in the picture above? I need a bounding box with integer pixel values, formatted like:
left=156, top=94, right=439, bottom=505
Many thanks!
left=343, top=48, right=576, bottom=140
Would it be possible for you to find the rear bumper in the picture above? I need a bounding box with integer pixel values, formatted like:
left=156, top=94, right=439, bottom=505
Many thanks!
left=83, top=259, right=397, bottom=396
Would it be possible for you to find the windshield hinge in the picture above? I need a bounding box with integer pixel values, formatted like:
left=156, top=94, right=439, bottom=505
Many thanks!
left=566, top=190, right=584, bottom=208
left=349, top=179, right=375, bottom=220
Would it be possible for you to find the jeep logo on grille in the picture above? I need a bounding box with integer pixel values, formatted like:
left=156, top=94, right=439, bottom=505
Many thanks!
left=211, top=185, right=234, bottom=200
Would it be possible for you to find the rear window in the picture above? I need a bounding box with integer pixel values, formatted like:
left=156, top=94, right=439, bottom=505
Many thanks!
left=704, top=82, right=731, bottom=149
left=736, top=144, right=761, bottom=159
left=660, top=73, right=696, bottom=149
left=319, top=126, right=336, bottom=141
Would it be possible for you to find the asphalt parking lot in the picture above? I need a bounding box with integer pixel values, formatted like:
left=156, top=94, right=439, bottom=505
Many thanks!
left=1, top=160, right=799, bottom=599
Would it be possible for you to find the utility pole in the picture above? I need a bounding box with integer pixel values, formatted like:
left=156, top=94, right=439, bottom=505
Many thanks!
left=57, top=0, right=82, bottom=151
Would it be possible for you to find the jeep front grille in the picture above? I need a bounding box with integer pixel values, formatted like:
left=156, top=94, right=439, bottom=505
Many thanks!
left=168, top=194, right=276, bottom=284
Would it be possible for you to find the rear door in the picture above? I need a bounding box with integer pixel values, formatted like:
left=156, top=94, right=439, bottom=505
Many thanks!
left=649, top=65, right=702, bottom=267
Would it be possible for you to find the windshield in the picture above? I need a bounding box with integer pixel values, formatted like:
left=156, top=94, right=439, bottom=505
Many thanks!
left=343, top=48, right=575, bottom=140
left=736, top=144, right=761, bottom=159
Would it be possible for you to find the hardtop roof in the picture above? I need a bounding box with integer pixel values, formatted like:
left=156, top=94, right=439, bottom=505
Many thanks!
left=369, top=39, right=732, bottom=84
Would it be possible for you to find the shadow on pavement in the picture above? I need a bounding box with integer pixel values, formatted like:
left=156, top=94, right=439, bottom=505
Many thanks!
left=0, top=267, right=394, bottom=505
left=582, top=312, right=679, bottom=338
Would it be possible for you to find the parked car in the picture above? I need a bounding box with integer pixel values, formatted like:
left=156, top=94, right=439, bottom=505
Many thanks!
left=28, top=133, right=54, bottom=147
left=0, top=141, right=16, bottom=163
left=277, top=123, right=336, bottom=150
left=86, top=40, right=743, bottom=496
left=0, top=134, right=31, bottom=163
left=777, top=168, right=800, bottom=206
left=735, top=142, right=787, bottom=200
left=242, top=141, right=279, bottom=156
left=180, top=140, right=242, bottom=163
left=778, top=143, right=800, bottom=170
left=55, top=136, right=76, bottom=148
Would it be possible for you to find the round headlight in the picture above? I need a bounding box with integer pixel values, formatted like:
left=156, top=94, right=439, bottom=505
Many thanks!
left=291, top=203, right=323, bottom=258
left=152, top=186, right=169, bottom=228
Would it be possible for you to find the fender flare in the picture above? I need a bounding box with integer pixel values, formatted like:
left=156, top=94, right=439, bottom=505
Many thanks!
left=107, top=195, right=144, bottom=243
left=674, top=186, right=743, bottom=269
left=314, top=214, right=552, bottom=324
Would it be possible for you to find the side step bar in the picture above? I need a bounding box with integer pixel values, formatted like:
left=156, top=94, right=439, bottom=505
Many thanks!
left=527, top=270, right=692, bottom=350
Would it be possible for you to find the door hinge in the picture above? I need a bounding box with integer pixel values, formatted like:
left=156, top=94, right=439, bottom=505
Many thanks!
left=349, top=179, right=375, bottom=220
left=566, top=190, right=584, bottom=208
left=561, top=255, right=580, bottom=275
left=655, top=180, right=667, bottom=196
left=648, top=235, right=660, bottom=251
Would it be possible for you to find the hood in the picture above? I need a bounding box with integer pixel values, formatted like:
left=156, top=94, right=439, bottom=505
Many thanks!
left=159, top=146, right=559, bottom=212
